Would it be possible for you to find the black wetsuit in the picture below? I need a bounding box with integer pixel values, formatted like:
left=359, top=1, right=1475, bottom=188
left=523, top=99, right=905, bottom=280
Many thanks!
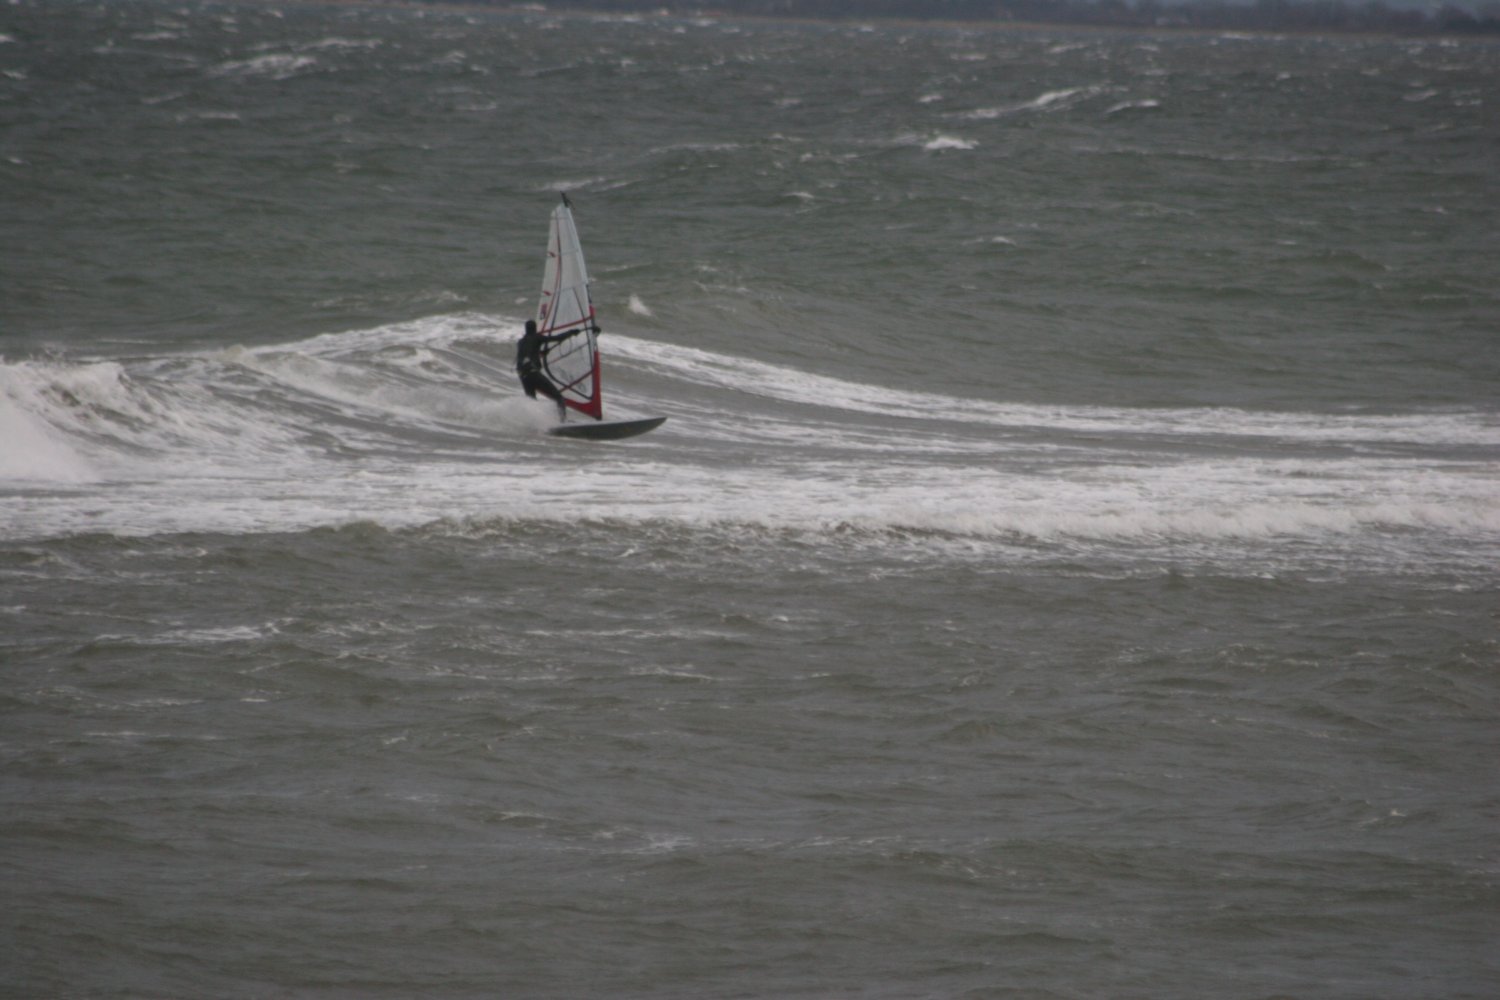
left=515, top=326, right=567, bottom=417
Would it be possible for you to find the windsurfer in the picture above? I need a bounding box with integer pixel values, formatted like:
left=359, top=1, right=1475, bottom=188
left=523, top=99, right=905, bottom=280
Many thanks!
left=515, top=319, right=568, bottom=420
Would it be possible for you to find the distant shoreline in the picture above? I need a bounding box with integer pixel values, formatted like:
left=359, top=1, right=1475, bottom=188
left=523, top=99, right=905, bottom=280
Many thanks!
left=273, top=0, right=1499, bottom=40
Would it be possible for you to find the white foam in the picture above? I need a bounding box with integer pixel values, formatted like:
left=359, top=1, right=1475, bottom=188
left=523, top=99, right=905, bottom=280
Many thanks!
left=139, top=624, right=277, bottom=645
left=1105, top=99, right=1161, bottom=116
left=2, top=320, right=1495, bottom=575
left=210, top=53, right=317, bottom=80
left=535, top=176, right=608, bottom=193
left=301, top=37, right=381, bottom=52
left=963, top=86, right=1105, bottom=120
left=0, top=356, right=313, bottom=477
left=0, top=386, right=95, bottom=483
left=602, top=332, right=1500, bottom=448
left=923, top=135, right=976, bottom=152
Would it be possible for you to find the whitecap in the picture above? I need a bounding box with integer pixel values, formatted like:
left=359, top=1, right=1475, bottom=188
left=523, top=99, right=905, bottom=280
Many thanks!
left=1105, top=99, right=1161, bottom=116
left=963, top=86, right=1100, bottom=119
left=302, top=37, right=382, bottom=52
left=1026, top=87, right=1094, bottom=109
left=0, top=386, right=96, bottom=483
left=924, top=135, right=975, bottom=152
left=534, top=176, right=607, bottom=194
left=211, top=53, right=318, bottom=80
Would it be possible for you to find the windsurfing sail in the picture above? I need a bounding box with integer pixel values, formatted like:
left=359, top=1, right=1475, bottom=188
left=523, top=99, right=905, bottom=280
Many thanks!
left=536, top=193, right=603, bottom=420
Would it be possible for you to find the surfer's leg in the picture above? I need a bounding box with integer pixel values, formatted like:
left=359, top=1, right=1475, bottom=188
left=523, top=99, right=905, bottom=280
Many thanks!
left=529, top=376, right=566, bottom=420
left=546, top=385, right=567, bottom=421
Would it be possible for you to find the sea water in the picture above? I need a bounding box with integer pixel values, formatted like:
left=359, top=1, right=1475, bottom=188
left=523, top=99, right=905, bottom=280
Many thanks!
left=2, top=2, right=1498, bottom=997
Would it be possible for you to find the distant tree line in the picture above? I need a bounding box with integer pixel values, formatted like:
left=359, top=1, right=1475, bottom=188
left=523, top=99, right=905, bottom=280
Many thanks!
left=483, top=0, right=1500, bottom=35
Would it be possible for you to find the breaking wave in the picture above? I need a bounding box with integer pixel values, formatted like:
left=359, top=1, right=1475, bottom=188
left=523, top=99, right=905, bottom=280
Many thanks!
left=2, top=316, right=1496, bottom=575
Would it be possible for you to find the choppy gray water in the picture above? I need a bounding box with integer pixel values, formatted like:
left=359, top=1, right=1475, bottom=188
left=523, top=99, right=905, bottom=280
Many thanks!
left=2, top=2, right=1498, bottom=997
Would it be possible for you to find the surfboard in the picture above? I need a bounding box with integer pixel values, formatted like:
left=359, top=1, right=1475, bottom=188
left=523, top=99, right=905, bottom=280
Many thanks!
left=547, top=416, right=667, bottom=441
left=528, top=194, right=667, bottom=440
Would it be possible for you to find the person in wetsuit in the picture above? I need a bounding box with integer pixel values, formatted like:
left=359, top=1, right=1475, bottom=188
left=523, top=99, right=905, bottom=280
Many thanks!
left=515, top=319, right=568, bottom=420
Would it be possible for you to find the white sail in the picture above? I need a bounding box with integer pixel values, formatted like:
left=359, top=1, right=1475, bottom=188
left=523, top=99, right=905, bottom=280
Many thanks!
left=536, top=195, right=602, bottom=419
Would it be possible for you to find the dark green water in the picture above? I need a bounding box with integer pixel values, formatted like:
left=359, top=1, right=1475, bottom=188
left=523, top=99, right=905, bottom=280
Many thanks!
left=2, top=2, right=1498, bottom=997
